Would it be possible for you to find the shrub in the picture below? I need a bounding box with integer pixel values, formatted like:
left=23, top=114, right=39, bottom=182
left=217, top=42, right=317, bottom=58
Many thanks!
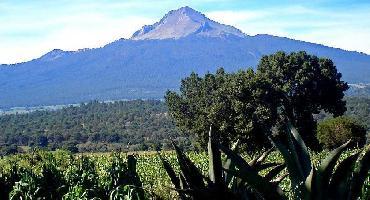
left=317, top=116, right=366, bottom=149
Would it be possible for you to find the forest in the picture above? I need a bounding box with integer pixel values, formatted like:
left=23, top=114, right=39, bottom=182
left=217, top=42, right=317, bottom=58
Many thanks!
left=0, top=100, right=192, bottom=155
left=0, top=97, right=369, bottom=155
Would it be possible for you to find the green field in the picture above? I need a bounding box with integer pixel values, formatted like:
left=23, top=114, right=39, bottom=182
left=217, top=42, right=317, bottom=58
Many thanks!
left=0, top=149, right=367, bottom=199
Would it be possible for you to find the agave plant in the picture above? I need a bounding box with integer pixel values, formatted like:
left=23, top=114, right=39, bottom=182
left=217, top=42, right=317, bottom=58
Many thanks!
left=162, top=123, right=370, bottom=200
left=160, top=126, right=286, bottom=200
left=270, top=122, right=370, bottom=200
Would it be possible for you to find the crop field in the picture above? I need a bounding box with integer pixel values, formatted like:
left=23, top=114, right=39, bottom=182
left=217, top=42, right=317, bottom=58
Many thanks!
left=0, top=149, right=368, bottom=199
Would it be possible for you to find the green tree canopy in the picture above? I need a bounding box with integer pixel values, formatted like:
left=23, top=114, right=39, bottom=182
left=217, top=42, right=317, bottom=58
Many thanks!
left=317, top=116, right=367, bottom=149
left=165, top=68, right=275, bottom=150
left=166, top=51, right=348, bottom=151
left=256, top=51, right=348, bottom=149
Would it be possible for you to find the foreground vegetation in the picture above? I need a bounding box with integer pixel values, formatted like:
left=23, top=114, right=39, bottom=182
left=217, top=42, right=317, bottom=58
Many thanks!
left=163, top=125, right=370, bottom=200
left=0, top=147, right=367, bottom=199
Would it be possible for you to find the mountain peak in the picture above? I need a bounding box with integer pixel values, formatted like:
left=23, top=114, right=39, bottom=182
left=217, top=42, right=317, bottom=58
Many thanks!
left=169, top=6, right=206, bottom=21
left=39, top=49, right=70, bottom=62
left=131, top=6, right=246, bottom=40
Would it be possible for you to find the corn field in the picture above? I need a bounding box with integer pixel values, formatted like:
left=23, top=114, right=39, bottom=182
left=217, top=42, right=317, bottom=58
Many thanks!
left=0, top=149, right=368, bottom=199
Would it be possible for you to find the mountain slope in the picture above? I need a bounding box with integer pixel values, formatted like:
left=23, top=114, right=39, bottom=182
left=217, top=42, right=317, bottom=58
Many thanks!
left=1, top=7, right=370, bottom=108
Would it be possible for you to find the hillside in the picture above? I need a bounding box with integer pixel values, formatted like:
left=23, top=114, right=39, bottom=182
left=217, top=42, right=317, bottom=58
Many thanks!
left=0, top=98, right=369, bottom=154
left=0, top=100, right=190, bottom=153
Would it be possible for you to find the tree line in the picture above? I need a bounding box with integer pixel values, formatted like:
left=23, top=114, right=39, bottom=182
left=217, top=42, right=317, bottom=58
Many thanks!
left=0, top=52, right=369, bottom=155
left=0, top=100, right=191, bottom=155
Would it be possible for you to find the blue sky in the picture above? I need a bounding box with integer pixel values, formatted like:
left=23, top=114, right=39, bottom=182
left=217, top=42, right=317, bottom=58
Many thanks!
left=1, top=0, right=370, bottom=64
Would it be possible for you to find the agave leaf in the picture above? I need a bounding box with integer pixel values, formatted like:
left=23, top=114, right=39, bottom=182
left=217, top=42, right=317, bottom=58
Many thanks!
left=272, top=173, right=288, bottom=185
left=208, top=126, right=223, bottom=186
left=248, top=148, right=274, bottom=167
left=328, top=152, right=360, bottom=200
left=179, top=173, right=189, bottom=190
left=173, top=143, right=205, bottom=190
left=127, top=155, right=137, bottom=174
left=228, top=175, right=239, bottom=191
left=315, top=140, right=351, bottom=200
left=219, top=144, right=286, bottom=200
left=256, top=148, right=274, bottom=163
left=303, top=168, right=316, bottom=200
left=223, top=140, right=240, bottom=171
left=349, top=146, right=370, bottom=199
left=269, top=133, right=307, bottom=193
left=269, top=122, right=312, bottom=198
left=159, top=153, right=181, bottom=190
left=223, top=140, right=239, bottom=186
left=174, top=175, right=193, bottom=200
left=264, top=164, right=286, bottom=181
left=253, top=162, right=281, bottom=172
left=288, top=124, right=311, bottom=177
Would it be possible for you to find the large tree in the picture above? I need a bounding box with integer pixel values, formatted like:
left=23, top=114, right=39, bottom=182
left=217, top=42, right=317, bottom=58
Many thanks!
left=165, top=69, right=276, bottom=151
left=166, top=51, right=348, bottom=150
left=256, top=51, right=348, bottom=149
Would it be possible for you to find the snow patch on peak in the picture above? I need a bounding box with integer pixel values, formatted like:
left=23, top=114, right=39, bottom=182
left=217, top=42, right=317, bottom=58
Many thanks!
left=131, top=6, right=246, bottom=40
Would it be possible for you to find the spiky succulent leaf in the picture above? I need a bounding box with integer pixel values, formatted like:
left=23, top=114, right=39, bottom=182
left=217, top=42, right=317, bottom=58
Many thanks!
left=248, top=148, right=273, bottom=167
left=179, top=173, right=189, bottom=191
left=288, top=124, right=312, bottom=177
left=173, top=144, right=205, bottom=190
left=264, top=164, right=286, bottom=181
left=269, top=134, right=306, bottom=194
left=314, top=140, right=351, bottom=200
left=349, top=146, right=370, bottom=199
left=219, top=144, right=286, bottom=200
left=253, top=162, right=281, bottom=172
left=127, top=155, right=137, bottom=174
left=223, top=140, right=239, bottom=186
left=159, top=154, right=181, bottom=190
left=329, top=152, right=360, bottom=200
left=303, top=168, right=316, bottom=200
left=207, top=126, right=223, bottom=186
left=272, top=173, right=289, bottom=185
left=269, top=123, right=312, bottom=198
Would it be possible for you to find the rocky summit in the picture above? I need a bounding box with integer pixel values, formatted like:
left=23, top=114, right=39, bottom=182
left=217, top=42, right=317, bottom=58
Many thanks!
left=131, top=6, right=246, bottom=40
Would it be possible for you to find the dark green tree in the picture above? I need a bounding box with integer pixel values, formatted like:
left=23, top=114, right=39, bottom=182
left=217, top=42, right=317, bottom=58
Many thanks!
left=166, top=51, right=348, bottom=151
left=317, top=116, right=367, bottom=149
left=165, top=68, right=276, bottom=150
left=256, top=51, right=348, bottom=150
